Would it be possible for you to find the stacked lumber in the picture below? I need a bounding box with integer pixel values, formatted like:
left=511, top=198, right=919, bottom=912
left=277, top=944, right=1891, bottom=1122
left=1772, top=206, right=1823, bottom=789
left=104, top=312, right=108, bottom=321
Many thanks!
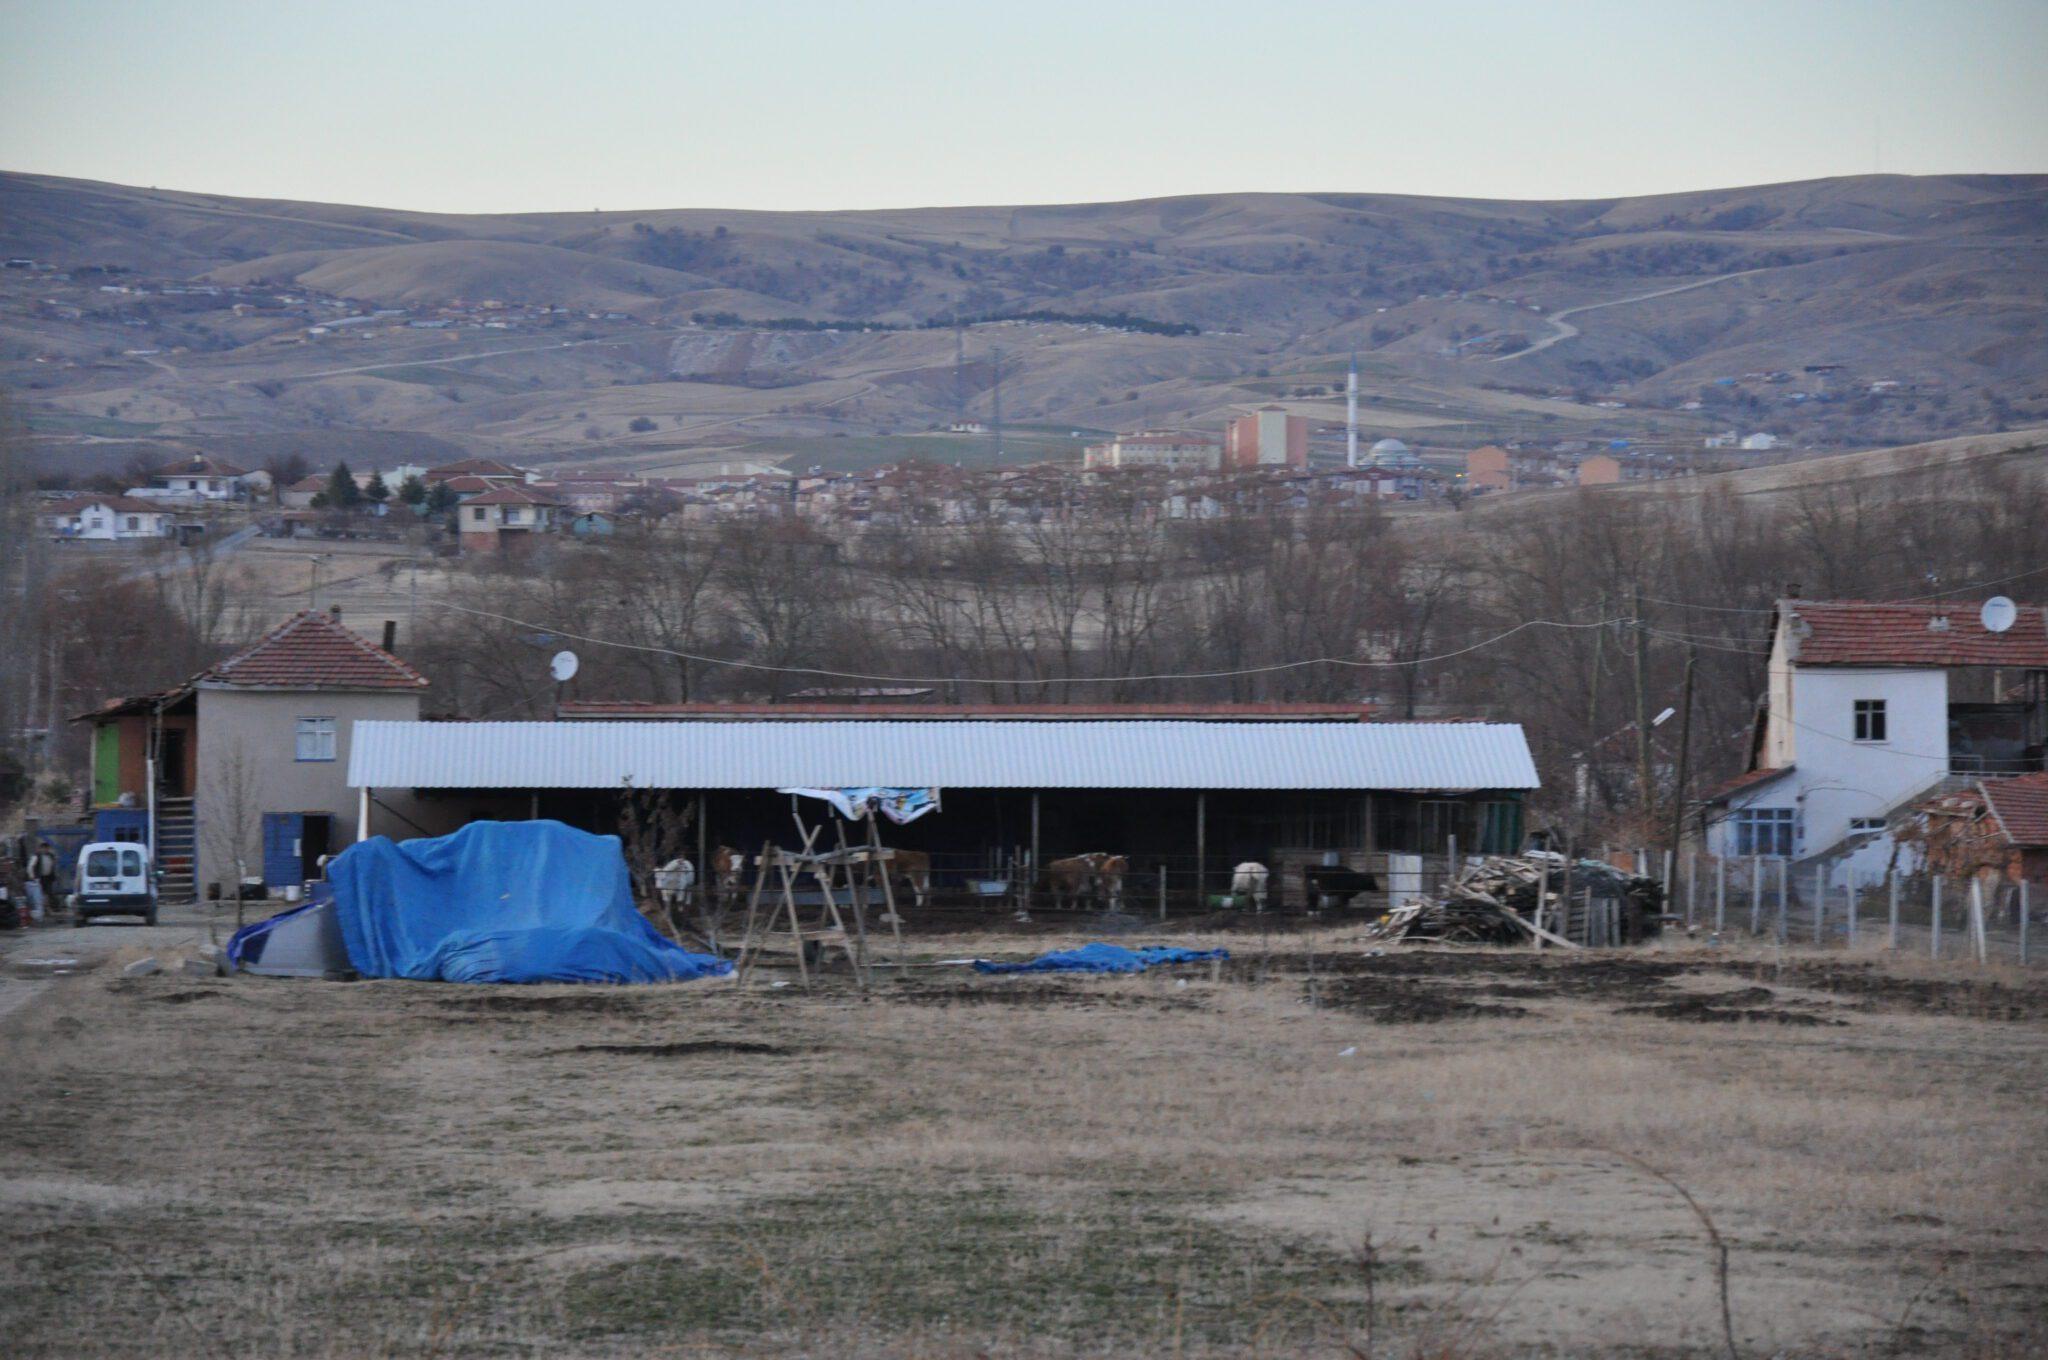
left=1369, top=853, right=1666, bottom=947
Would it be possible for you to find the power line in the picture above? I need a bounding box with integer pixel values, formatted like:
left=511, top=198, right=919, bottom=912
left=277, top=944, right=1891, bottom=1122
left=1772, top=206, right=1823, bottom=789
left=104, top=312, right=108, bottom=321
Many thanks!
left=1640, top=562, right=2048, bottom=615
left=424, top=598, right=1630, bottom=686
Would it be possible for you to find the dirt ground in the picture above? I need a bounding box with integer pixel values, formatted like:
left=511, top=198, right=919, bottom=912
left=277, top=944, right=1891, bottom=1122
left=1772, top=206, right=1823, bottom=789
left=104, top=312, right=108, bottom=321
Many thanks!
left=2, top=928, right=2045, bottom=1359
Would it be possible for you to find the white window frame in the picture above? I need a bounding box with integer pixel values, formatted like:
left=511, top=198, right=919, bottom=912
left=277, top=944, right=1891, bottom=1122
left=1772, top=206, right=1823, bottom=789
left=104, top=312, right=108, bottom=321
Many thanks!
left=295, top=716, right=337, bottom=762
left=1731, top=807, right=1797, bottom=858
left=1853, top=699, right=1887, bottom=743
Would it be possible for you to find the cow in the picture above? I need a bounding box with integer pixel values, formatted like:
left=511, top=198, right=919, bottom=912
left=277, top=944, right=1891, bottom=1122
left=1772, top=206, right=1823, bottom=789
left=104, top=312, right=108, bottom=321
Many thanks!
left=711, top=845, right=747, bottom=904
left=1230, top=861, right=1270, bottom=911
left=883, top=847, right=931, bottom=911
left=1044, top=853, right=1128, bottom=910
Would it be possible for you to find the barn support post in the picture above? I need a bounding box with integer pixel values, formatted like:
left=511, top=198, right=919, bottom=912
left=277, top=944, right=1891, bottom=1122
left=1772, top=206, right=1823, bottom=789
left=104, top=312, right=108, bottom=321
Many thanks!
left=1028, top=792, right=1040, bottom=915
left=1714, top=858, right=1725, bottom=933
left=357, top=784, right=371, bottom=845
left=695, top=791, right=708, bottom=914
left=1888, top=871, right=1900, bottom=950
left=1684, top=851, right=1696, bottom=929
left=1813, top=864, right=1824, bottom=945
left=1749, top=856, right=1762, bottom=935
left=1846, top=879, right=1858, bottom=947
left=1194, top=793, right=1208, bottom=909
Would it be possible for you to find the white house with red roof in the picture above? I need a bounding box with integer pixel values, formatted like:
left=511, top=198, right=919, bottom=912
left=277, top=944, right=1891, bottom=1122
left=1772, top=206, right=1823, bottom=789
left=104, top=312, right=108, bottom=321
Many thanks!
left=457, top=484, right=562, bottom=552
left=1705, top=598, right=2048, bottom=883
left=134, top=454, right=255, bottom=503
left=42, top=495, right=177, bottom=541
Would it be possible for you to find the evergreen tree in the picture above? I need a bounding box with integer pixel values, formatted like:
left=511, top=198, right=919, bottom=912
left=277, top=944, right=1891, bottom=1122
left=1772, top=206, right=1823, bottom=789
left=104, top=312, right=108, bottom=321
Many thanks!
left=364, top=470, right=391, bottom=504
left=325, top=461, right=362, bottom=510
left=397, top=474, right=427, bottom=507
left=426, top=481, right=459, bottom=515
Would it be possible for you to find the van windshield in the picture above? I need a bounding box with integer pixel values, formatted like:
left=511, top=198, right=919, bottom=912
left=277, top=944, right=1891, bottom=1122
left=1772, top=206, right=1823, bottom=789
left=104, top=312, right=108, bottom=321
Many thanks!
left=85, top=849, right=120, bottom=876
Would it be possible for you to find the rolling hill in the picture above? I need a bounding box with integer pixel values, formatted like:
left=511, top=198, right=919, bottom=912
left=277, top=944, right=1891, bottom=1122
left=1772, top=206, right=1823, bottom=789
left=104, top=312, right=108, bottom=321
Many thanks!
left=3, top=170, right=2044, bottom=476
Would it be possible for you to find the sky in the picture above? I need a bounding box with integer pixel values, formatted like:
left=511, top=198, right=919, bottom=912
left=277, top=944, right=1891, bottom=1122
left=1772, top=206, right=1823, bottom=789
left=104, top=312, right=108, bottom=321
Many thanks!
left=2, top=0, right=2044, bottom=214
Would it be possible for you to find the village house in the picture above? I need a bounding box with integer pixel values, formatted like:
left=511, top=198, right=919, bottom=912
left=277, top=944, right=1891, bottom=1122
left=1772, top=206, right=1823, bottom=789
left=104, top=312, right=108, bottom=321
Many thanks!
left=1704, top=599, right=2048, bottom=886
left=133, top=454, right=254, bottom=503
left=458, top=484, right=563, bottom=551
left=42, top=494, right=177, bottom=541
left=73, top=609, right=432, bottom=901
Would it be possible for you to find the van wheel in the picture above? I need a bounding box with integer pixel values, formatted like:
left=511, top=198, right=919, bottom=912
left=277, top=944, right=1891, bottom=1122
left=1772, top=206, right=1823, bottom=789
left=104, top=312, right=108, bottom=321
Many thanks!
left=144, top=904, right=158, bottom=927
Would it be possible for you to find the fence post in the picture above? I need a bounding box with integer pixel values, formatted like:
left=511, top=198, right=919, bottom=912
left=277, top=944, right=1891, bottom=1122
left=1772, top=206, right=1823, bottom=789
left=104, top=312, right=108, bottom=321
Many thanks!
left=1968, top=878, right=1989, bottom=965
left=1714, top=858, right=1726, bottom=933
left=1777, top=858, right=1789, bottom=943
left=1931, top=878, right=1942, bottom=959
left=2022, top=880, right=2031, bottom=965
left=1846, top=879, right=1857, bottom=947
left=1157, top=862, right=1167, bottom=921
left=1685, top=851, right=1697, bottom=929
left=1888, top=872, right=1900, bottom=951
left=1813, top=864, right=1825, bottom=945
left=1584, top=886, right=1594, bottom=947
left=1748, top=857, right=1761, bottom=935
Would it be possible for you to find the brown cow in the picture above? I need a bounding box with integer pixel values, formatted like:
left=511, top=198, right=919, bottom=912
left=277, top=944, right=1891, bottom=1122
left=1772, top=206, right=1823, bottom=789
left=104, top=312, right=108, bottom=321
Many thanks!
left=884, top=847, right=931, bottom=909
left=1044, top=853, right=1128, bottom=909
left=711, top=845, right=747, bottom=903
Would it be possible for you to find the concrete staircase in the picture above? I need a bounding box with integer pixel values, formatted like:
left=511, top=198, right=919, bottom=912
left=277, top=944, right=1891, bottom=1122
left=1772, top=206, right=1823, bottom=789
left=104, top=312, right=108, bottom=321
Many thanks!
left=154, top=797, right=197, bottom=903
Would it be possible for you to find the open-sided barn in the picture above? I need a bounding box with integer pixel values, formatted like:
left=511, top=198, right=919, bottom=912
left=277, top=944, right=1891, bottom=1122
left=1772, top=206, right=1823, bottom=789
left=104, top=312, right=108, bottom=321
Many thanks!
left=347, top=706, right=1539, bottom=910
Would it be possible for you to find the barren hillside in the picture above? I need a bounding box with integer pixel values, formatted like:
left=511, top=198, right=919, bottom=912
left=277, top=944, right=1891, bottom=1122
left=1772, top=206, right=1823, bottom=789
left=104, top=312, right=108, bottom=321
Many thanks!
left=4, top=171, right=2044, bottom=476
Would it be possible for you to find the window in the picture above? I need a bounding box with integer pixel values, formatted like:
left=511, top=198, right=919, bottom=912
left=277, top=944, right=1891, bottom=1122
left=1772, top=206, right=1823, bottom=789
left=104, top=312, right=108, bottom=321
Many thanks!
left=1732, top=807, right=1796, bottom=858
left=85, top=849, right=119, bottom=877
left=125, top=516, right=138, bottom=531
left=1849, top=818, right=1885, bottom=836
left=471, top=507, right=486, bottom=522
left=295, top=716, right=337, bottom=762
left=120, top=849, right=144, bottom=876
left=1853, top=699, right=1887, bottom=742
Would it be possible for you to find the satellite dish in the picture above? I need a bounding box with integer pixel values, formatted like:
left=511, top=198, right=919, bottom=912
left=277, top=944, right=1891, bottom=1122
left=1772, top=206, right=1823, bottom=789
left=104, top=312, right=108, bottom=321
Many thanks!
left=1981, top=596, right=2018, bottom=634
left=549, top=650, right=580, bottom=683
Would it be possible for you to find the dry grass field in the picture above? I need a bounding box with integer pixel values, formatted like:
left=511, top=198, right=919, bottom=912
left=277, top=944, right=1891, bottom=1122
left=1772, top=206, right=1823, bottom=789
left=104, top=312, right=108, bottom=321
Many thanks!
left=4, top=929, right=2045, bottom=1358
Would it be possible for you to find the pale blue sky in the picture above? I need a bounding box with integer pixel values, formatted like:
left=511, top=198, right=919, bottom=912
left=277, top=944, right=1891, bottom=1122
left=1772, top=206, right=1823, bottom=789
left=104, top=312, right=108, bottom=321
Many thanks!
left=2, top=0, right=2043, bottom=213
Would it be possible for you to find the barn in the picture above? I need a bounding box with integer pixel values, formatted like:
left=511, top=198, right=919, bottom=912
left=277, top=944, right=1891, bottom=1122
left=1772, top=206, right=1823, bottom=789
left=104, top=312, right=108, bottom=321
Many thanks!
left=346, top=705, right=1539, bottom=910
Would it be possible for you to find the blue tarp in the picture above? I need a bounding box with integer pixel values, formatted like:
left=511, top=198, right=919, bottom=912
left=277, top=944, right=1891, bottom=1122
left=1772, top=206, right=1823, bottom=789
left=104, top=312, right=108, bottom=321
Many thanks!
left=973, top=943, right=1230, bottom=975
left=327, top=820, right=733, bottom=985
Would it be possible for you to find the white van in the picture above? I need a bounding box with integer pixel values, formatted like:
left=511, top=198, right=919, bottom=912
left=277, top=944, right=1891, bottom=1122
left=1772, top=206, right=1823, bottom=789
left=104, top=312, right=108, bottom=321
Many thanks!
left=73, top=842, right=157, bottom=925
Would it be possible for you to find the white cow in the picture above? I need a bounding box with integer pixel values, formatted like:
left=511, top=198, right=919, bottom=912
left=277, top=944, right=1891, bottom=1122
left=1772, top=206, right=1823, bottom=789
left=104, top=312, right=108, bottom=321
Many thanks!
left=1231, top=861, right=1270, bottom=911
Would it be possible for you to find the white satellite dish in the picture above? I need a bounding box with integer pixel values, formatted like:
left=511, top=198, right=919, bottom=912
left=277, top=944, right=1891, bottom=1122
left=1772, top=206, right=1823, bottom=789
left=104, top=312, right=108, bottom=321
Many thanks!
left=1981, top=596, right=2018, bottom=634
left=549, top=650, right=580, bottom=683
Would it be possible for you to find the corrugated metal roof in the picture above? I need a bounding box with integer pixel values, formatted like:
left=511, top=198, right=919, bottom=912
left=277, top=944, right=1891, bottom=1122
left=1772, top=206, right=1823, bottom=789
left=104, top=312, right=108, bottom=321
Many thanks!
left=348, top=720, right=1538, bottom=792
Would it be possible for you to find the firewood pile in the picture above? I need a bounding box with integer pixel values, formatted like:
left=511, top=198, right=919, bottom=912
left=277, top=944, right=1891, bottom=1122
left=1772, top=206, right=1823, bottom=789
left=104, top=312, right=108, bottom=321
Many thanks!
left=1368, top=852, right=1667, bottom=946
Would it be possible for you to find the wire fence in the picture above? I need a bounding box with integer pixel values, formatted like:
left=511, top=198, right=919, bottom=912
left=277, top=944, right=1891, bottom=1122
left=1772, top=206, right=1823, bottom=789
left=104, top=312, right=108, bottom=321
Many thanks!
left=1673, top=854, right=2039, bottom=966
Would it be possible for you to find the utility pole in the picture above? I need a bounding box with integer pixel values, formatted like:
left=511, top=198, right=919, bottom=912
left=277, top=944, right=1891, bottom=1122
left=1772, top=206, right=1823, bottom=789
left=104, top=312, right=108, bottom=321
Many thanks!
left=990, top=346, right=1004, bottom=462
left=1580, top=594, right=1605, bottom=848
left=1631, top=587, right=1653, bottom=830
left=1666, top=646, right=1696, bottom=877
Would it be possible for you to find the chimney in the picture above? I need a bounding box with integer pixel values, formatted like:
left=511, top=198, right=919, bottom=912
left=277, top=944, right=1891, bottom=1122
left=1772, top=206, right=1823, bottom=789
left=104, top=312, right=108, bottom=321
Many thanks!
left=328, top=604, right=342, bottom=621
left=382, top=620, right=398, bottom=652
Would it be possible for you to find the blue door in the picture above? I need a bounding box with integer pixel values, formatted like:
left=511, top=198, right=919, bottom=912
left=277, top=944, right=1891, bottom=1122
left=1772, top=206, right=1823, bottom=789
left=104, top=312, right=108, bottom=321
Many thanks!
left=262, top=813, right=305, bottom=889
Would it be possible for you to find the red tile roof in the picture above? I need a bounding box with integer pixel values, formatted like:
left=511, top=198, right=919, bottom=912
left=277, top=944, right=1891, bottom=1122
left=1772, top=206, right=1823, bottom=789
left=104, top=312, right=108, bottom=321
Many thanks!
left=197, top=611, right=428, bottom=691
left=426, top=458, right=527, bottom=479
left=1703, top=765, right=1795, bottom=803
left=1982, top=772, right=2048, bottom=847
left=464, top=485, right=560, bottom=507
left=1784, top=599, right=2048, bottom=667
left=46, top=495, right=171, bottom=514
left=152, top=454, right=248, bottom=478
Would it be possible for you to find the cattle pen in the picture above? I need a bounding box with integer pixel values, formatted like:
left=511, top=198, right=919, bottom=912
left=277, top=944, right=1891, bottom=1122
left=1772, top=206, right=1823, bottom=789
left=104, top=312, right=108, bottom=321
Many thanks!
left=345, top=705, right=1539, bottom=918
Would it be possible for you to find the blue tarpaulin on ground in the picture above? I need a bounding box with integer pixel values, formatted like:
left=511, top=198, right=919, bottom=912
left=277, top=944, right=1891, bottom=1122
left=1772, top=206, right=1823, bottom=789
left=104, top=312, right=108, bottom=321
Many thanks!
left=972, top=943, right=1230, bottom=975
left=327, top=820, right=733, bottom=984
